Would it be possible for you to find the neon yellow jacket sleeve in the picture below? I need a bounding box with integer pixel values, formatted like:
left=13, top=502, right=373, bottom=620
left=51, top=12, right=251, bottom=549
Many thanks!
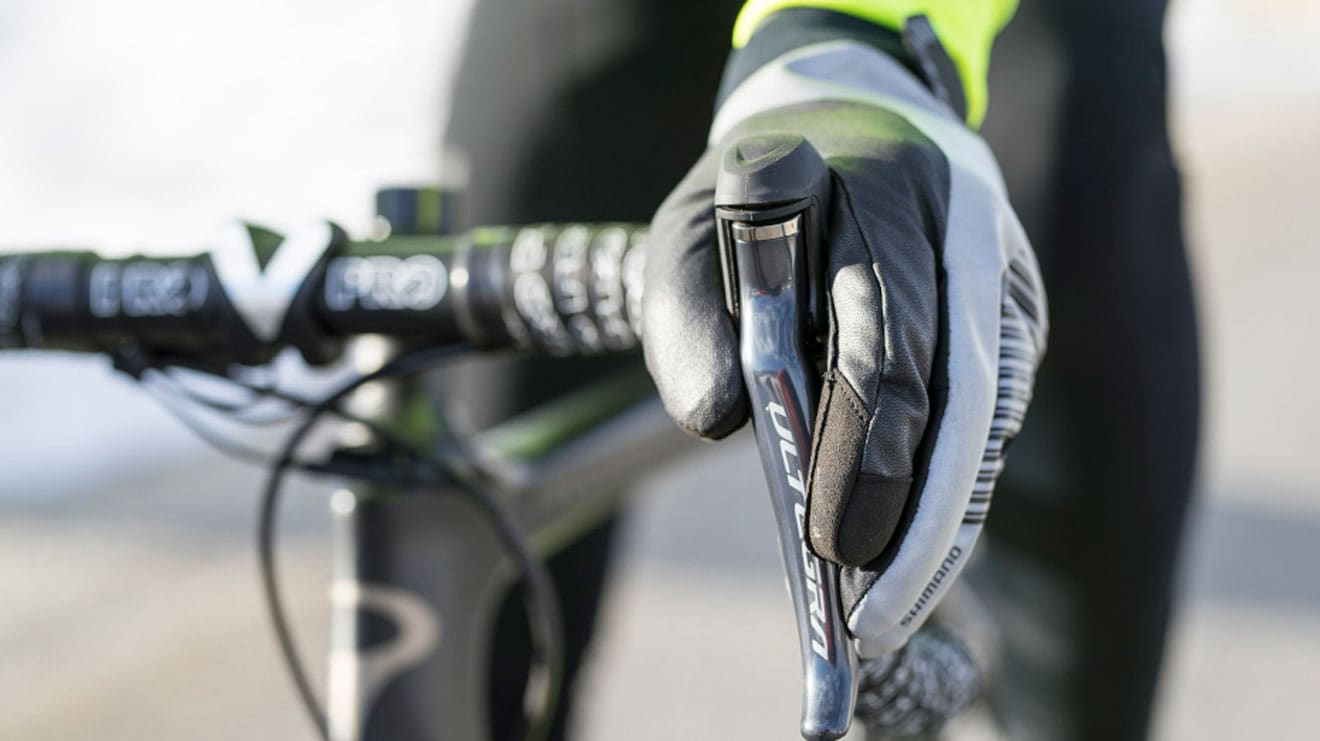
left=733, top=0, right=1018, bottom=127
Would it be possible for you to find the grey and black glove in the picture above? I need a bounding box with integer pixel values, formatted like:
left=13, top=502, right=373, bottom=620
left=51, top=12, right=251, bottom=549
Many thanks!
left=642, top=30, right=1046, bottom=657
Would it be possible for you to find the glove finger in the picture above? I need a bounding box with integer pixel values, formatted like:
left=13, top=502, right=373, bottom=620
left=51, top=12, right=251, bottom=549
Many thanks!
left=850, top=172, right=1046, bottom=658
left=807, top=164, right=942, bottom=569
left=642, top=150, right=748, bottom=439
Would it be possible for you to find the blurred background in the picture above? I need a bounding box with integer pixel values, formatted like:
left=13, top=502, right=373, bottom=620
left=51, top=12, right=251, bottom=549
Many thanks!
left=0, top=1, right=1316, bottom=739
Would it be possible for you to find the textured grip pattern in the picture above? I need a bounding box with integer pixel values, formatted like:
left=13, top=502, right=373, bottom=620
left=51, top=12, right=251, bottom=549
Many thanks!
left=498, top=224, right=647, bottom=355
left=853, top=626, right=980, bottom=738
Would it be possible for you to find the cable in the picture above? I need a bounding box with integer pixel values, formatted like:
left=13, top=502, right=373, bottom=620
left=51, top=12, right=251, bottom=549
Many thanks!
left=150, top=364, right=438, bottom=463
left=249, top=344, right=566, bottom=741
left=143, top=370, right=356, bottom=468
left=161, top=366, right=305, bottom=425
left=142, top=376, right=282, bottom=465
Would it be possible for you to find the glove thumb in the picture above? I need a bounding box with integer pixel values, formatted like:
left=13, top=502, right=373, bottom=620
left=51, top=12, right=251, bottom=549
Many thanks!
left=642, top=151, right=747, bottom=439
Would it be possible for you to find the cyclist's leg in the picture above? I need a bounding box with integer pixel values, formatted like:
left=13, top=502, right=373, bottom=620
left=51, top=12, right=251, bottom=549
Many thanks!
left=979, top=0, right=1200, bottom=739
left=444, top=2, right=741, bottom=739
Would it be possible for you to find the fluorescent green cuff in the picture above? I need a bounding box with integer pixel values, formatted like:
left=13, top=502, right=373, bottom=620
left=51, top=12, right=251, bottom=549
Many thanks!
left=732, top=0, right=1018, bottom=127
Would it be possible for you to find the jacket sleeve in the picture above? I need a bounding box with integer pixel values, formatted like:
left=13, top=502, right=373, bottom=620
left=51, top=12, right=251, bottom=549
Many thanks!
left=732, top=0, right=1018, bottom=127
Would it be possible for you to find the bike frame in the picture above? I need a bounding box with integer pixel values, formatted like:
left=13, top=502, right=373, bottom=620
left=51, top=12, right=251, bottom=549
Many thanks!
left=324, top=346, right=688, bottom=741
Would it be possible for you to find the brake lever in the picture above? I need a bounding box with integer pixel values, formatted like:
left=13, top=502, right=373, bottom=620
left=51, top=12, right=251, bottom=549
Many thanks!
left=715, top=133, right=857, bottom=740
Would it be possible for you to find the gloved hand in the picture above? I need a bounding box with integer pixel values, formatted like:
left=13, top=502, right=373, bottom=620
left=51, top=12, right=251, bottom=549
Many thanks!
left=642, top=36, right=1047, bottom=657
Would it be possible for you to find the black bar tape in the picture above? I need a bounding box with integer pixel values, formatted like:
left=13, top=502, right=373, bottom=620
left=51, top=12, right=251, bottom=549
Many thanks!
left=0, top=223, right=647, bottom=364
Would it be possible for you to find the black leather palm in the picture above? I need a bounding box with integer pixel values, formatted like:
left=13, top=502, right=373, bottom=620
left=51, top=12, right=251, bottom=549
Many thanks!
left=644, top=101, right=951, bottom=572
